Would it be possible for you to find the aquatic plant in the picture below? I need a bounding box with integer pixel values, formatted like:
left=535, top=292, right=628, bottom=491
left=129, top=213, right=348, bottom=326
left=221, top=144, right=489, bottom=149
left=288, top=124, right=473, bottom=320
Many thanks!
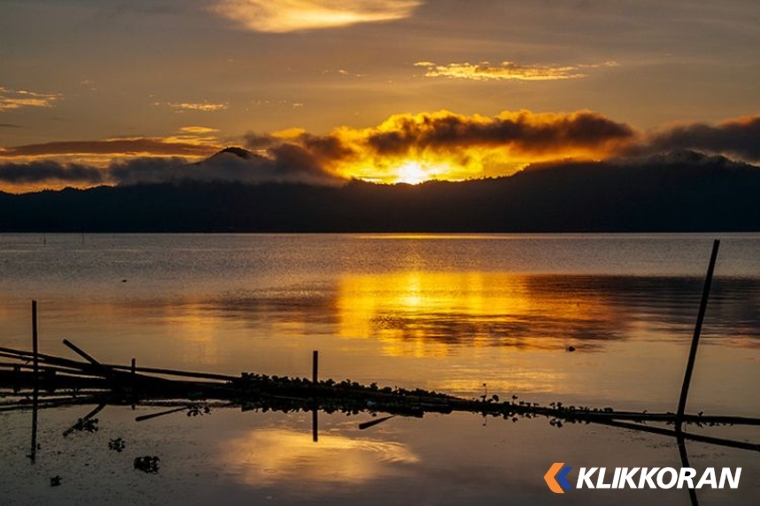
left=134, top=456, right=160, bottom=474
left=108, top=438, right=126, bottom=452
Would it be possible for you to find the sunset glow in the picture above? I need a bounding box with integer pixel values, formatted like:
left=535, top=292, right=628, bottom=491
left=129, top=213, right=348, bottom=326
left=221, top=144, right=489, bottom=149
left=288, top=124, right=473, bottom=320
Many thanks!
left=2, top=1, right=760, bottom=191
left=394, top=161, right=428, bottom=184
left=2, top=3, right=760, bottom=504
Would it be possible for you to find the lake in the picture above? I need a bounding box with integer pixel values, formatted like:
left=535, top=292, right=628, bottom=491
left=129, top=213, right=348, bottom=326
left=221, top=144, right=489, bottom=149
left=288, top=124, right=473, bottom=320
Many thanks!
left=1, top=233, right=758, bottom=505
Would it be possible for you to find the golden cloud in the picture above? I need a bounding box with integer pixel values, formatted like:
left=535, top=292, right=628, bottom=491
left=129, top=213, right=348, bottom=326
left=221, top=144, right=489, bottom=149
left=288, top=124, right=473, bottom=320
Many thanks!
left=271, top=109, right=637, bottom=183
left=415, top=61, right=619, bottom=82
left=0, top=86, right=62, bottom=111
left=167, top=102, right=228, bottom=112
left=178, top=126, right=219, bottom=134
left=212, top=0, right=422, bottom=33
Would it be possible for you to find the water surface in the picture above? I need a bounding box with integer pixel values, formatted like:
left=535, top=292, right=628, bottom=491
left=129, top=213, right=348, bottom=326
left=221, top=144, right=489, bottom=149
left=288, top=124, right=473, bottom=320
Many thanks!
left=0, top=233, right=758, bottom=505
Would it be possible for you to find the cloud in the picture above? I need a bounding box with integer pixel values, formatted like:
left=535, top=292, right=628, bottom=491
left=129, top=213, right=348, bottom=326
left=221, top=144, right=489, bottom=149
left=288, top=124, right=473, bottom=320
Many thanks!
left=640, top=116, right=760, bottom=161
left=414, top=61, right=619, bottom=81
left=167, top=102, right=228, bottom=112
left=242, top=110, right=760, bottom=183
left=178, top=126, right=219, bottom=134
left=7, top=109, right=760, bottom=191
left=106, top=157, right=190, bottom=185
left=0, top=86, right=62, bottom=112
left=0, top=138, right=220, bottom=158
left=243, top=132, right=280, bottom=150
left=360, top=110, right=635, bottom=154
left=211, top=0, right=421, bottom=33
left=107, top=147, right=342, bottom=186
left=246, top=110, right=636, bottom=182
left=0, top=150, right=342, bottom=189
left=0, top=160, right=104, bottom=184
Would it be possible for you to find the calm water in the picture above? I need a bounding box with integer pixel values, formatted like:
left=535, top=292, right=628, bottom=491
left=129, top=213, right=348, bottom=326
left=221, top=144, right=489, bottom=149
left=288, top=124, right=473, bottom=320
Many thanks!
left=1, top=233, right=758, bottom=505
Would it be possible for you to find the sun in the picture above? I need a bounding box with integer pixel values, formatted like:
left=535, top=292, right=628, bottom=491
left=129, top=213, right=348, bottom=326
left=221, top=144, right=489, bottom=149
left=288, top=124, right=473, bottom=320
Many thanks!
left=395, top=161, right=429, bottom=184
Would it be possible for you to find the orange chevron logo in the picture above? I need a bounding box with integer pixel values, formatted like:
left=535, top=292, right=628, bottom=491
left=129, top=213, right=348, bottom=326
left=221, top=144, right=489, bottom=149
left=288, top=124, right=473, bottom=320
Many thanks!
left=545, top=462, right=573, bottom=493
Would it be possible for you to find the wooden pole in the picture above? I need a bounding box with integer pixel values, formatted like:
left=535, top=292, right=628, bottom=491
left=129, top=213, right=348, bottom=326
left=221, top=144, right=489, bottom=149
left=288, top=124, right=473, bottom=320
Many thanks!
left=677, top=433, right=701, bottom=506
left=30, top=300, right=39, bottom=464
left=131, top=358, right=137, bottom=410
left=676, top=239, right=720, bottom=431
left=31, top=301, right=38, bottom=379
left=312, top=350, right=319, bottom=442
left=312, top=407, right=318, bottom=443
left=63, top=339, right=103, bottom=368
left=29, top=389, right=38, bottom=464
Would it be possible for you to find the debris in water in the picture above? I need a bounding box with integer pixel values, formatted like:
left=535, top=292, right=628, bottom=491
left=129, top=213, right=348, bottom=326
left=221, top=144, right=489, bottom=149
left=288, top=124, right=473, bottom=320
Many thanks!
left=134, top=456, right=160, bottom=474
left=108, top=438, right=126, bottom=452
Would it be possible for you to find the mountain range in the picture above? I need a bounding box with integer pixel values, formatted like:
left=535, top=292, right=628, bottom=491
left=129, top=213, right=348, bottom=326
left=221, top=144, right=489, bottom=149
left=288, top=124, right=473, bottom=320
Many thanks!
left=1, top=148, right=759, bottom=232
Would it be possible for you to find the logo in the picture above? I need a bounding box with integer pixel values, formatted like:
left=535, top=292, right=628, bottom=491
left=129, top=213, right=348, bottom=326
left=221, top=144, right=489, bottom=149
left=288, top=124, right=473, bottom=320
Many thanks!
left=544, top=462, right=573, bottom=493
left=545, top=464, right=741, bottom=493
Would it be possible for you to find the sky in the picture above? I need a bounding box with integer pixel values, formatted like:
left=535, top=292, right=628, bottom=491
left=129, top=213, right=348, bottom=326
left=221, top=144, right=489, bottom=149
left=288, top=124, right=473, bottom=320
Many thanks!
left=1, top=0, right=760, bottom=190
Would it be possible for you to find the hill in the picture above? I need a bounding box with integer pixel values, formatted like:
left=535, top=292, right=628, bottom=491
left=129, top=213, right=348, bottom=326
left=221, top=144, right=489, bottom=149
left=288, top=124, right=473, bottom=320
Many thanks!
left=1, top=150, right=759, bottom=232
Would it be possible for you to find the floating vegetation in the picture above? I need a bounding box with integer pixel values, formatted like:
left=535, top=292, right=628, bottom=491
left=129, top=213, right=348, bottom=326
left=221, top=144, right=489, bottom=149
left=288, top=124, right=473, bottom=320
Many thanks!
left=133, top=456, right=160, bottom=474
left=108, top=438, right=126, bottom=453
left=71, top=417, right=98, bottom=434
left=187, top=404, right=211, bottom=417
left=0, top=340, right=758, bottom=453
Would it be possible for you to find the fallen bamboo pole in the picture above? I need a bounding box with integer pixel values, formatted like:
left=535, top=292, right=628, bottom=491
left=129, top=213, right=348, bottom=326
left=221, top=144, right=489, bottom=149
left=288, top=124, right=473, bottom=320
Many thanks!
left=598, top=418, right=760, bottom=452
left=135, top=406, right=188, bottom=422
left=0, top=345, right=235, bottom=383
left=1, top=341, right=758, bottom=454
left=63, top=339, right=105, bottom=368
left=2, top=343, right=759, bottom=427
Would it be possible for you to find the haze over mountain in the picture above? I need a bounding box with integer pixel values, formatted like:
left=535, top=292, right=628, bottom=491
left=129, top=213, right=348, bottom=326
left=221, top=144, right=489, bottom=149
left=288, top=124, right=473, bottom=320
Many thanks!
left=1, top=148, right=759, bottom=233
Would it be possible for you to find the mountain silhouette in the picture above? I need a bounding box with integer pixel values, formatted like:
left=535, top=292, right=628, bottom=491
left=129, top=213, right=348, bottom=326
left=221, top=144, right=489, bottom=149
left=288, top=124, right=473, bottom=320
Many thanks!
left=1, top=150, right=759, bottom=232
left=205, top=146, right=259, bottom=161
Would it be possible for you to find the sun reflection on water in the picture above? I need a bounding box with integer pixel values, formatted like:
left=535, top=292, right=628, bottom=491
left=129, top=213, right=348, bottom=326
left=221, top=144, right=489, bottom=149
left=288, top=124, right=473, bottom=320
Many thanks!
left=335, top=271, right=620, bottom=357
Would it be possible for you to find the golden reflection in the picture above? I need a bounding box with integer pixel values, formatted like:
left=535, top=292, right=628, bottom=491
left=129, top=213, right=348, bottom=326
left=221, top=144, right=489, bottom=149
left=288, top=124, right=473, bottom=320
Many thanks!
left=218, top=429, right=419, bottom=487
left=435, top=373, right=567, bottom=395
left=336, top=272, right=619, bottom=357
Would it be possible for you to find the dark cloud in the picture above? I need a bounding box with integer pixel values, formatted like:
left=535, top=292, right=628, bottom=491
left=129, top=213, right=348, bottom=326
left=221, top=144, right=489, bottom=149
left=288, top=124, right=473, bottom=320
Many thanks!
left=299, top=134, right=356, bottom=161
left=108, top=149, right=342, bottom=186
left=363, top=111, right=636, bottom=155
left=642, top=116, right=760, bottom=161
left=243, top=133, right=279, bottom=150
left=107, top=157, right=189, bottom=185
left=0, top=161, right=104, bottom=184
left=0, top=138, right=219, bottom=158
left=0, top=123, right=23, bottom=129
left=197, top=146, right=342, bottom=185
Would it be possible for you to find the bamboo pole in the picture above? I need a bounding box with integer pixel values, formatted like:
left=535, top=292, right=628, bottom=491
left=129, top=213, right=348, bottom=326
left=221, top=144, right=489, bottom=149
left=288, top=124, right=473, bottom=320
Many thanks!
left=676, top=240, right=720, bottom=432
left=677, top=433, right=701, bottom=506
left=63, top=339, right=108, bottom=370
left=29, top=300, right=39, bottom=464
left=0, top=345, right=236, bottom=382
left=312, top=351, right=319, bottom=442
left=31, top=301, right=38, bottom=379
